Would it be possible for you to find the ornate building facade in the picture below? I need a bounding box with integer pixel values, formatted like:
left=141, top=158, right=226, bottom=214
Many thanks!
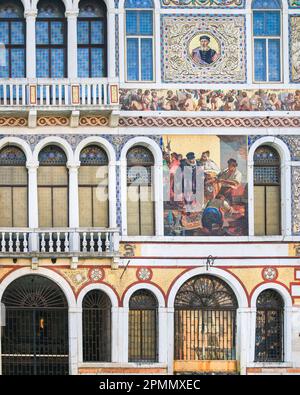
left=0, top=0, right=300, bottom=376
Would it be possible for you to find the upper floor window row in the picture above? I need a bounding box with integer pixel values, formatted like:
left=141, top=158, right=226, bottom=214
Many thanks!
left=0, top=0, right=287, bottom=83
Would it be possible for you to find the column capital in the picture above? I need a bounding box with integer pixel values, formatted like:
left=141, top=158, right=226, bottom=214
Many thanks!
left=67, top=161, right=81, bottom=171
left=26, top=161, right=39, bottom=170
left=65, top=10, right=79, bottom=18
left=24, top=10, right=37, bottom=18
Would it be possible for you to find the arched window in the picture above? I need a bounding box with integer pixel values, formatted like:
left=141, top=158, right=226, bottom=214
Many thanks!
left=174, top=275, right=238, bottom=362
left=252, top=0, right=282, bottom=82
left=254, top=145, right=281, bottom=236
left=129, top=290, right=158, bottom=362
left=77, top=0, right=107, bottom=78
left=82, top=290, right=111, bottom=362
left=0, top=146, right=27, bottom=227
left=127, top=146, right=155, bottom=236
left=0, top=1, right=25, bottom=78
left=255, top=289, right=284, bottom=362
left=38, top=145, right=68, bottom=227
left=79, top=145, right=109, bottom=228
left=36, top=0, right=67, bottom=78
left=125, top=0, right=154, bottom=81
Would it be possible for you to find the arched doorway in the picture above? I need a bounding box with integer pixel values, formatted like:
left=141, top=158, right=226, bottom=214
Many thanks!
left=1, top=275, right=69, bottom=375
left=174, top=275, right=238, bottom=373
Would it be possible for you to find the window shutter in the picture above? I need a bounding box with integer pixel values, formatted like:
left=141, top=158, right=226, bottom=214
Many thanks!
left=266, top=185, right=280, bottom=235
left=254, top=185, right=266, bottom=236
left=140, top=185, right=154, bottom=236
left=38, top=187, right=52, bottom=227
left=53, top=187, right=68, bottom=227
left=13, top=187, right=27, bottom=227
left=127, top=185, right=140, bottom=236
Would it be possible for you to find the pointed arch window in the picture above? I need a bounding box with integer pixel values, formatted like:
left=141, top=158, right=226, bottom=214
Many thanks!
left=255, top=289, right=284, bottom=362
left=252, top=0, right=282, bottom=82
left=127, top=145, right=155, bottom=236
left=129, top=290, right=158, bottom=362
left=38, top=145, right=68, bottom=228
left=79, top=145, right=109, bottom=228
left=77, top=0, right=107, bottom=78
left=254, top=145, right=281, bottom=236
left=0, top=1, right=25, bottom=78
left=125, top=0, right=154, bottom=81
left=0, top=145, right=27, bottom=227
left=36, top=0, right=67, bottom=78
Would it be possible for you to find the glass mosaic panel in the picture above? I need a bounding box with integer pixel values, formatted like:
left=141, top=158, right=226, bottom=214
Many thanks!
left=0, top=3, right=24, bottom=18
left=125, top=0, right=153, bottom=8
left=253, top=11, right=281, bottom=37
left=126, top=11, right=138, bottom=35
left=252, top=0, right=281, bottom=9
left=141, top=38, right=153, bottom=81
left=38, top=146, right=67, bottom=165
left=127, top=38, right=139, bottom=81
left=268, top=39, right=281, bottom=81
left=36, top=48, right=50, bottom=77
left=127, top=166, right=152, bottom=185
left=10, top=21, right=24, bottom=45
left=0, top=146, right=26, bottom=165
left=254, top=166, right=280, bottom=185
left=139, top=11, right=153, bottom=35
left=51, top=48, right=65, bottom=78
left=254, top=38, right=267, bottom=81
left=79, top=0, right=105, bottom=17
left=51, top=21, right=65, bottom=45
left=91, top=47, right=104, bottom=77
left=0, top=48, right=8, bottom=78
left=37, top=0, right=65, bottom=18
left=0, top=22, right=9, bottom=45
left=11, top=48, right=24, bottom=77
left=80, top=145, right=108, bottom=166
left=36, top=21, right=49, bottom=45
left=78, top=47, right=89, bottom=77
left=91, top=20, right=104, bottom=45
left=78, top=21, right=89, bottom=45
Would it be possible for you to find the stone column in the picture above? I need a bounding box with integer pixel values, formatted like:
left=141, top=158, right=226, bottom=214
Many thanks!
left=68, top=163, right=80, bottom=251
left=66, top=10, right=79, bottom=79
left=107, top=8, right=116, bottom=79
left=27, top=161, right=39, bottom=251
left=25, top=10, right=37, bottom=78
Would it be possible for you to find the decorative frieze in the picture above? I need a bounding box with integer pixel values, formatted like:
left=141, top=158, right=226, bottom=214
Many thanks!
left=290, top=16, right=300, bottom=83
left=0, top=117, right=27, bottom=127
left=160, top=0, right=245, bottom=7
left=119, top=116, right=300, bottom=128
left=79, top=116, right=109, bottom=127
left=37, top=116, right=70, bottom=127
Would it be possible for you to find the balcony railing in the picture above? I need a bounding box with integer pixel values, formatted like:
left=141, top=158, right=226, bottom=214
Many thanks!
left=0, top=228, right=120, bottom=256
left=0, top=78, right=119, bottom=108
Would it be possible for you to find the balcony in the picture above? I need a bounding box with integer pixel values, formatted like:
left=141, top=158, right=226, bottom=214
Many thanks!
left=0, top=78, right=119, bottom=127
left=0, top=228, right=120, bottom=258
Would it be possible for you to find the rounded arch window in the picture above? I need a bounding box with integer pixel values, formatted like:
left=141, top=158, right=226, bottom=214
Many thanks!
left=126, top=146, right=155, bottom=236
left=38, top=145, right=68, bottom=228
left=174, top=275, right=238, bottom=362
left=82, top=290, right=112, bottom=362
left=254, top=145, right=281, bottom=236
left=0, top=145, right=28, bottom=228
left=128, top=289, right=158, bottom=362
left=255, top=289, right=284, bottom=362
left=79, top=145, right=109, bottom=229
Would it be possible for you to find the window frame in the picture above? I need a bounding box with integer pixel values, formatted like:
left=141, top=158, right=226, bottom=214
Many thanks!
left=36, top=16, right=68, bottom=78
left=252, top=7, right=283, bottom=83
left=77, top=15, right=107, bottom=78
left=125, top=7, right=155, bottom=83
left=0, top=16, right=26, bottom=78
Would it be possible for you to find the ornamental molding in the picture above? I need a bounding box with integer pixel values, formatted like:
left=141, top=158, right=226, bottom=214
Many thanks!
left=292, top=167, right=300, bottom=235
left=160, top=0, right=245, bottom=7
left=119, top=116, right=300, bottom=128
left=79, top=116, right=109, bottom=127
left=0, top=117, right=27, bottom=127
left=37, top=116, right=70, bottom=127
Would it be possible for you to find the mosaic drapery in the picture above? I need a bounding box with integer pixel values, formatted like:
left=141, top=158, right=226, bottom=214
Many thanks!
left=290, top=16, right=300, bottom=83
left=292, top=167, right=300, bottom=234
left=161, top=15, right=246, bottom=83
